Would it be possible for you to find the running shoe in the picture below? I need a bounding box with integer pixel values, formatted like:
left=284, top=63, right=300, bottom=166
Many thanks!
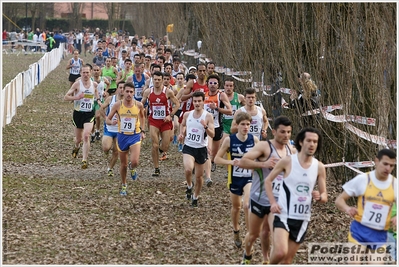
left=107, top=168, right=114, bottom=177
left=72, top=146, right=80, bottom=158
left=241, top=253, right=252, bottom=265
left=90, top=134, right=95, bottom=143
left=191, top=198, right=198, bottom=208
left=205, top=178, right=213, bottom=187
left=95, top=131, right=101, bottom=140
left=81, top=160, right=88, bottom=169
left=178, top=143, right=183, bottom=152
left=120, top=185, right=127, bottom=196
left=211, top=161, right=216, bottom=172
left=152, top=168, right=160, bottom=177
left=130, top=168, right=138, bottom=181
left=159, top=152, right=168, bottom=161
left=186, top=186, right=193, bottom=200
left=234, top=231, right=242, bottom=248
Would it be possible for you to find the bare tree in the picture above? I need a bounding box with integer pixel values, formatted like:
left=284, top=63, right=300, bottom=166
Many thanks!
left=69, top=3, right=83, bottom=30
left=2, top=3, right=24, bottom=31
left=28, top=3, right=39, bottom=31
left=103, top=3, right=121, bottom=31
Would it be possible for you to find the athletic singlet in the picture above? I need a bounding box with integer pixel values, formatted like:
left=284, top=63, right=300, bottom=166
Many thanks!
left=91, top=77, right=105, bottom=101
left=104, top=95, right=119, bottom=133
left=354, top=173, right=395, bottom=230
left=187, top=80, right=209, bottom=111
left=133, top=73, right=146, bottom=101
left=251, top=141, right=292, bottom=206
left=204, top=91, right=222, bottom=128
left=239, top=106, right=263, bottom=140
left=102, top=66, right=117, bottom=89
left=227, top=134, right=255, bottom=187
left=118, top=58, right=126, bottom=70
left=148, top=87, right=170, bottom=120
left=70, top=58, right=83, bottom=75
left=184, top=110, right=208, bottom=148
left=223, top=92, right=241, bottom=126
left=94, top=56, right=105, bottom=67
left=277, top=153, right=319, bottom=221
left=117, top=100, right=141, bottom=134
left=74, top=80, right=95, bottom=112
left=122, top=69, right=134, bottom=82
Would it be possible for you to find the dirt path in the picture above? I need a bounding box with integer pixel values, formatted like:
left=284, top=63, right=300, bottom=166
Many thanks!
left=2, top=52, right=352, bottom=265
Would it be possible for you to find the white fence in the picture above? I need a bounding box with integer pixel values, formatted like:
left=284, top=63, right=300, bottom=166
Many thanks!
left=2, top=45, right=65, bottom=127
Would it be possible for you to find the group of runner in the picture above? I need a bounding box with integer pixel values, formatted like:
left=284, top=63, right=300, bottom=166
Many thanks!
left=63, top=33, right=397, bottom=264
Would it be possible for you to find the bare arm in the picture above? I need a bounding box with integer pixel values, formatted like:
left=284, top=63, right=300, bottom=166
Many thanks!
left=66, top=59, right=72, bottom=70
left=335, top=191, right=358, bottom=218
left=180, top=80, right=194, bottom=101
left=141, top=88, right=150, bottom=106
left=238, top=140, right=278, bottom=170
left=261, top=109, right=268, bottom=139
left=238, top=94, right=245, bottom=106
left=178, top=112, right=190, bottom=142
left=64, top=81, right=81, bottom=101
left=143, top=78, right=150, bottom=90
left=100, top=95, right=112, bottom=119
left=230, top=109, right=242, bottom=134
left=214, top=137, right=233, bottom=166
left=311, top=162, right=328, bottom=203
left=92, top=82, right=102, bottom=107
left=106, top=101, right=120, bottom=125
left=116, top=71, right=125, bottom=84
left=265, top=156, right=291, bottom=214
left=204, top=113, right=215, bottom=139
left=168, top=89, right=180, bottom=116
left=137, top=101, right=146, bottom=138
left=126, top=75, right=133, bottom=84
left=218, top=92, right=233, bottom=115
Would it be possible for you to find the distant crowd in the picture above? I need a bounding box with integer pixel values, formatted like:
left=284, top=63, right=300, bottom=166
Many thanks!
left=2, top=26, right=174, bottom=55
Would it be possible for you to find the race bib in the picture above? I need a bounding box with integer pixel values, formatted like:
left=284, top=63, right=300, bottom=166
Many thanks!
left=224, top=104, right=237, bottom=120
left=185, top=98, right=192, bottom=110
left=204, top=104, right=214, bottom=114
left=360, top=202, right=389, bottom=230
left=71, top=65, right=80, bottom=75
left=272, top=175, right=284, bottom=197
left=152, top=106, right=166, bottom=119
left=232, top=165, right=251, bottom=177
left=187, top=127, right=204, bottom=144
left=288, top=185, right=312, bottom=220
left=80, top=94, right=94, bottom=112
left=135, top=87, right=143, bottom=98
left=120, top=116, right=136, bottom=133
left=250, top=121, right=260, bottom=134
